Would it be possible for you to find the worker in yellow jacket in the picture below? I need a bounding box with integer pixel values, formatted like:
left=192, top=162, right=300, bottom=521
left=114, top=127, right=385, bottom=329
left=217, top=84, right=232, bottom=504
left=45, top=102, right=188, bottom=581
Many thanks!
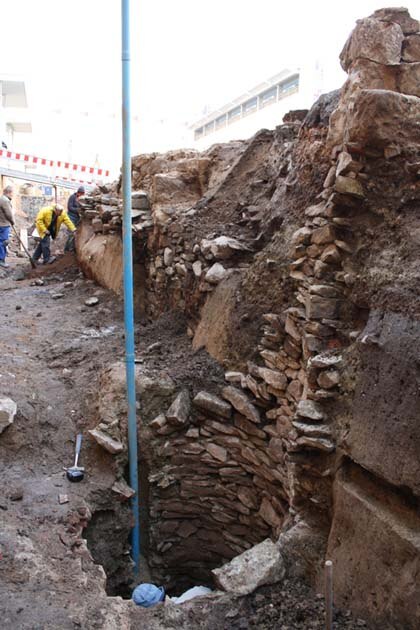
left=32, top=204, right=76, bottom=265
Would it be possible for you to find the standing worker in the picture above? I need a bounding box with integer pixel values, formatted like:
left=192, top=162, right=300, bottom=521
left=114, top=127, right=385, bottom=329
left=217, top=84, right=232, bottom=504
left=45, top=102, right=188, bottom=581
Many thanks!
left=32, top=204, right=76, bottom=265
left=65, top=186, right=84, bottom=252
left=0, top=185, right=15, bottom=268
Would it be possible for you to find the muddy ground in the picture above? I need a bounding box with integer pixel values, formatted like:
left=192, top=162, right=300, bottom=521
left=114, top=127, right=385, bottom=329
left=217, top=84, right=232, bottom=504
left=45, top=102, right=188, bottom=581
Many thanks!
left=0, top=252, right=368, bottom=629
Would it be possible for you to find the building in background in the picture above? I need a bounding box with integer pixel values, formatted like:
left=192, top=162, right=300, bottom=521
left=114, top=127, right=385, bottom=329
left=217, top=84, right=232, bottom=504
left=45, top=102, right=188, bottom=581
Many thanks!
left=0, top=75, right=32, bottom=150
left=190, top=63, right=324, bottom=149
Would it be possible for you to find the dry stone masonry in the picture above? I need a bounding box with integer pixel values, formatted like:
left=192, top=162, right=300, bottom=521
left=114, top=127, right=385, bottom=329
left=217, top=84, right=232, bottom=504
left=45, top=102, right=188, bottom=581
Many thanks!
left=79, top=8, right=420, bottom=628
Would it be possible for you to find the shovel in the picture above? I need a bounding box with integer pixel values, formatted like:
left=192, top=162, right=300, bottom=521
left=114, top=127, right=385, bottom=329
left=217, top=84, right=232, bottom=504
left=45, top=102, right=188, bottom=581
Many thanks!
left=65, top=434, right=85, bottom=482
left=11, top=225, right=36, bottom=269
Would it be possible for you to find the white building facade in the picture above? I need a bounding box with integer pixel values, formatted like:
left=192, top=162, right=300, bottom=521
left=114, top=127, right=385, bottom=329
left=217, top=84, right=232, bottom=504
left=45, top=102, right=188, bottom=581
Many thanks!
left=0, top=75, right=32, bottom=150
left=190, top=63, right=324, bottom=149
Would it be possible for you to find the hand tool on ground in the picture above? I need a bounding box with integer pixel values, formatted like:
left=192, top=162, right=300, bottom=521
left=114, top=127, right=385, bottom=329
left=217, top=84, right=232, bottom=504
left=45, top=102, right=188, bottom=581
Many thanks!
left=65, top=433, right=85, bottom=482
left=11, top=225, right=36, bottom=269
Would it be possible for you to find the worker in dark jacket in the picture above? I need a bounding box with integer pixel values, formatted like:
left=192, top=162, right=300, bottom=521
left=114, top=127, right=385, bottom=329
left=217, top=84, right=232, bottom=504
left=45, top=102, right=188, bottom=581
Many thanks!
left=65, top=186, right=85, bottom=252
left=67, top=186, right=85, bottom=226
left=0, top=186, right=15, bottom=268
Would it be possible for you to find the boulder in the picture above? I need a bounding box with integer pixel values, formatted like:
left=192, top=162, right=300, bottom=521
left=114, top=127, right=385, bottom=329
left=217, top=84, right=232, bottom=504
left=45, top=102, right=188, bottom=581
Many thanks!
left=205, top=263, right=227, bottom=285
left=371, top=7, right=419, bottom=35
left=345, top=89, right=420, bottom=150
left=193, top=391, right=232, bottom=419
left=221, top=386, right=260, bottom=424
left=212, top=538, right=285, bottom=595
left=166, top=390, right=190, bottom=426
left=339, top=17, right=404, bottom=71
left=0, top=397, right=17, bottom=434
left=200, top=236, right=251, bottom=260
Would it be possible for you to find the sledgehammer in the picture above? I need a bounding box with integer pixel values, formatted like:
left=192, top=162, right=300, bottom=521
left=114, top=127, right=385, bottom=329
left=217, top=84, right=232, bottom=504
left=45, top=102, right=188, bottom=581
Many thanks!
left=65, top=434, right=85, bottom=482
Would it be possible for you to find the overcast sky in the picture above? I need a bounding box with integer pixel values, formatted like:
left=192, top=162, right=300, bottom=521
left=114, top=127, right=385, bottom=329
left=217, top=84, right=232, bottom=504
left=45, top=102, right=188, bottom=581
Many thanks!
left=2, top=0, right=418, bottom=175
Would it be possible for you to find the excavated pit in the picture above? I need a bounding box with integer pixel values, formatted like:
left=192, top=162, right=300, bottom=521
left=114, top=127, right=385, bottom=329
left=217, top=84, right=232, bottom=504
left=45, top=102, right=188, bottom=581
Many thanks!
left=69, top=7, right=420, bottom=627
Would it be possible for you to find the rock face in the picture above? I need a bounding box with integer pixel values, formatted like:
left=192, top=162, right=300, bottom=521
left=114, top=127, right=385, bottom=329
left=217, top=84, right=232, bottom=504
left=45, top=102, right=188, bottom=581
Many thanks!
left=0, top=397, right=17, bottom=434
left=78, top=7, right=420, bottom=628
left=212, top=539, right=285, bottom=595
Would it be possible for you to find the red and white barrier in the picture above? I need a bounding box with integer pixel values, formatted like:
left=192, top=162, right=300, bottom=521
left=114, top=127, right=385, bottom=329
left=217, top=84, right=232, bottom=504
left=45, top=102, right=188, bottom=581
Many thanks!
left=0, top=149, right=110, bottom=180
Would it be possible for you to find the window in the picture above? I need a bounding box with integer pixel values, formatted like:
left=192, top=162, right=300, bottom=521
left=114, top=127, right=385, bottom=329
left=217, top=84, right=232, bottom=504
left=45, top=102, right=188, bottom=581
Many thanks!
left=215, top=114, right=227, bottom=129
left=279, top=75, right=299, bottom=95
left=259, top=85, right=277, bottom=108
left=204, top=121, right=215, bottom=135
left=194, top=127, right=204, bottom=140
left=228, top=106, right=241, bottom=123
left=242, top=97, right=257, bottom=116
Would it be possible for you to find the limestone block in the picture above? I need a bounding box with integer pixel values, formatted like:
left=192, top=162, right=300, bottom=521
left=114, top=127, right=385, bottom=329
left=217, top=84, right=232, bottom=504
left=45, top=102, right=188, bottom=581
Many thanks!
left=212, top=538, right=285, bottom=595
left=89, top=428, right=124, bottom=454
left=327, top=473, right=420, bottom=627
left=193, top=391, right=232, bottom=419
left=166, top=390, right=190, bottom=426
left=205, top=442, right=228, bottom=462
left=346, top=311, right=420, bottom=493
left=222, top=386, right=260, bottom=423
left=339, top=17, right=404, bottom=71
left=371, top=7, right=419, bottom=35
left=257, top=367, right=288, bottom=391
left=334, top=175, right=364, bottom=198
left=305, top=294, right=339, bottom=320
left=402, top=34, right=420, bottom=61
left=258, top=498, right=283, bottom=528
left=296, top=399, right=325, bottom=421
left=398, top=62, right=420, bottom=97
left=0, top=397, right=17, bottom=434
left=345, top=89, right=420, bottom=150
left=311, top=224, right=336, bottom=245
left=336, top=151, right=357, bottom=177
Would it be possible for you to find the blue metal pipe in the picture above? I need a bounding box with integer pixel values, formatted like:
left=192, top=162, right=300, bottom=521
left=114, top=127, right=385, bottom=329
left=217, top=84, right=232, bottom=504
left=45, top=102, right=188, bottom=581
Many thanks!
left=121, top=0, right=140, bottom=574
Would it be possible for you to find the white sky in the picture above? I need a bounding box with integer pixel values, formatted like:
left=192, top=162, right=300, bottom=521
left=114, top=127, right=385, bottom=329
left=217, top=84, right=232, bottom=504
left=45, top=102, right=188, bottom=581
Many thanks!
left=1, top=0, right=419, bottom=176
